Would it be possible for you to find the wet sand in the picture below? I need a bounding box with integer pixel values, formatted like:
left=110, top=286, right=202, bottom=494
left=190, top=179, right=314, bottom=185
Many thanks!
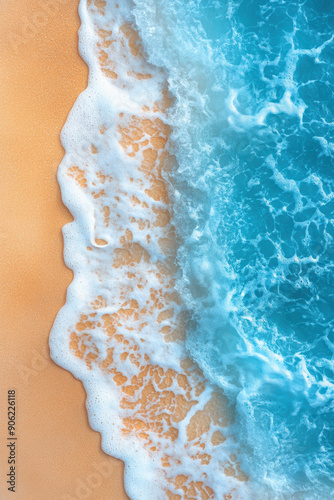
left=0, top=0, right=129, bottom=498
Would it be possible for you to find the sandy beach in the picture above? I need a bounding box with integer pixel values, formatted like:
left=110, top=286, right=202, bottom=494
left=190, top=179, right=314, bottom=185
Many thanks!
left=0, top=1, right=128, bottom=498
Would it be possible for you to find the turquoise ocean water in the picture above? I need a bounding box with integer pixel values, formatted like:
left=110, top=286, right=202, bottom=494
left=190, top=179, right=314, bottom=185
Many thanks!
left=132, top=1, right=334, bottom=497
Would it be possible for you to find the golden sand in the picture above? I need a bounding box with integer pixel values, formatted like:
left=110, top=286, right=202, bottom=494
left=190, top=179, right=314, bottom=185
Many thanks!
left=0, top=1, right=128, bottom=498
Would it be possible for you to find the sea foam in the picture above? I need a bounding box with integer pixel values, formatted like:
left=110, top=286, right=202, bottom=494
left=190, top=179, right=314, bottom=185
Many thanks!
left=50, top=1, right=249, bottom=498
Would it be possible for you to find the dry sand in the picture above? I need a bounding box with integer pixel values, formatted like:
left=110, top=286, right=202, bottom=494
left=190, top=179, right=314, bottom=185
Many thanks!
left=0, top=1, right=129, bottom=498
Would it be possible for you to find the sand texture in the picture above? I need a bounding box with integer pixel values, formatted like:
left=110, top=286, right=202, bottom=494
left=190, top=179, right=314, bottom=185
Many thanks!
left=0, top=1, right=129, bottom=498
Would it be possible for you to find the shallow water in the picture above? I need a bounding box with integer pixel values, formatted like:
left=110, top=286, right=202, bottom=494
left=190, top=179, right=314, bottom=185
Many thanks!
left=51, top=0, right=334, bottom=498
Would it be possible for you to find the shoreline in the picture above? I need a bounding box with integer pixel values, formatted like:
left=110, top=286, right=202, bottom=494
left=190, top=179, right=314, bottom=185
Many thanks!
left=0, top=1, right=128, bottom=498
left=48, top=2, right=247, bottom=498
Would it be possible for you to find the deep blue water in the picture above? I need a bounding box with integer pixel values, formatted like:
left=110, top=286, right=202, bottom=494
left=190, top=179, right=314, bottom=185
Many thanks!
left=133, top=0, right=334, bottom=497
